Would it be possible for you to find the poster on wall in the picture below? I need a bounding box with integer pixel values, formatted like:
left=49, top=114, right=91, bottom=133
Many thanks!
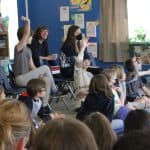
left=70, top=0, right=92, bottom=12
left=60, top=6, right=69, bottom=22
left=74, top=13, right=84, bottom=28
left=63, top=24, right=71, bottom=40
left=87, top=42, right=97, bottom=57
left=86, top=21, right=96, bottom=37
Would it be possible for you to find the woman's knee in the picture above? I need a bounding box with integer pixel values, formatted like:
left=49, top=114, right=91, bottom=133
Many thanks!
left=40, top=65, right=50, bottom=71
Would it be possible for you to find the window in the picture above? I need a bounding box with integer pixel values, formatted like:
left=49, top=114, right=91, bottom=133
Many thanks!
left=1, top=0, right=18, bottom=59
left=128, top=0, right=150, bottom=43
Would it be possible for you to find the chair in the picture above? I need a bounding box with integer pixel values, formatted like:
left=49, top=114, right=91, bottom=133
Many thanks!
left=0, top=65, right=24, bottom=98
left=49, top=65, right=76, bottom=110
left=56, top=67, right=76, bottom=100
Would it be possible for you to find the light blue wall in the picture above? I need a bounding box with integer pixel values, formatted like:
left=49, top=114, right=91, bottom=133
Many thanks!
left=17, top=0, right=100, bottom=55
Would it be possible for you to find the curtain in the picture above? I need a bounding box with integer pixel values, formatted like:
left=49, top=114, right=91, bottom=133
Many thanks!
left=0, top=0, right=1, bottom=16
left=99, top=0, right=129, bottom=62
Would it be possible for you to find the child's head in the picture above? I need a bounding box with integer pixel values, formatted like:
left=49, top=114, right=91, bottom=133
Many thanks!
left=89, top=74, right=113, bottom=98
left=27, top=79, right=46, bottom=98
left=84, top=112, right=117, bottom=150
left=110, top=65, right=126, bottom=81
left=32, top=118, right=98, bottom=150
left=33, top=26, right=49, bottom=41
left=113, top=130, right=150, bottom=150
left=125, top=59, right=135, bottom=73
left=0, top=85, right=5, bottom=102
left=82, top=59, right=90, bottom=69
left=102, top=68, right=117, bottom=86
left=0, top=99, right=31, bottom=150
left=124, top=109, right=150, bottom=133
left=17, top=26, right=33, bottom=42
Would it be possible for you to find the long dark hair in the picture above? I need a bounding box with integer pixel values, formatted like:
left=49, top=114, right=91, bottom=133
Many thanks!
left=63, top=25, right=80, bottom=52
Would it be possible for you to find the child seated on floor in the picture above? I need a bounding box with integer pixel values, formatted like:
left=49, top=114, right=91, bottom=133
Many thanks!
left=19, top=78, right=64, bottom=127
left=110, top=64, right=127, bottom=100
left=74, top=58, right=93, bottom=100
left=76, top=74, right=115, bottom=121
left=102, top=68, right=133, bottom=120
left=125, top=59, right=150, bottom=101
left=74, top=39, right=93, bottom=101
left=132, top=54, right=150, bottom=77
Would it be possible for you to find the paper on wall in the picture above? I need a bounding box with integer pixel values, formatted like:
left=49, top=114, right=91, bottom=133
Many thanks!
left=87, top=42, right=97, bottom=57
left=63, top=24, right=71, bottom=41
left=60, top=6, right=69, bottom=22
left=86, top=21, right=96, bottom=37
left=74, top=13, right=84, bottom=28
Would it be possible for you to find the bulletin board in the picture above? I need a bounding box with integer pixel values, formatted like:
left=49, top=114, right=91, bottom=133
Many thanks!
left=17, top=0, right=100, bottom=57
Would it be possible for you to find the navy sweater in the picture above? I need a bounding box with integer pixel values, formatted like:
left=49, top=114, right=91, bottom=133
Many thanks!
left=76, top=93, right=114, bottom=121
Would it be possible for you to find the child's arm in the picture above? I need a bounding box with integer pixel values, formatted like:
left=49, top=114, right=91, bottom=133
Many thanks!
left=16, top=16, right=30, bottom=52
left=142, top=86, right=150, bottom=97
left=50, top=112, right=65, bottom=120
left=114, top=86, right=125, bottom=105
left=137, top=70, right=150, bottom=77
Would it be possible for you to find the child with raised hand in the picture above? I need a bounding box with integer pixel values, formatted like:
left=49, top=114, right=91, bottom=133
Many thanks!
left=132, top=54, right=150, bottom=77
left=14, top=16, right=64, bottom=107
left=19, top=78, right=64, bottom=127
left=125, top=59, right=150, bottom=99
left=102, top=68, right=132, bottom=120
left=110, top=64, right=127, bottom=100
left=74, top=36, right=93, bottom=100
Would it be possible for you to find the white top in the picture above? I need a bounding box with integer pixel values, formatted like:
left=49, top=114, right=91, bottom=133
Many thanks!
left=74, top=49, right=93, bottom=99
left=31, top=98, right=42, bottom=125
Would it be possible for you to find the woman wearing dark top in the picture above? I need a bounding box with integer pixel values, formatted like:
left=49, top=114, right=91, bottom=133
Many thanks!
left=30, top=26, right=66, bottom=95
left=30, top=26, right=57, bottom=67
left=61, top=25, right=90, bottom=77
left=76, top=74, right=114, bottom=121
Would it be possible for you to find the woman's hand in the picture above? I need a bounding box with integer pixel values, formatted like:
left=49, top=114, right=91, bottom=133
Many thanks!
left=80, top=37, right=89, bottom=50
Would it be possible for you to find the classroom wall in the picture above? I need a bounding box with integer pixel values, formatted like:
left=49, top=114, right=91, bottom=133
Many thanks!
left=17, top=0, right=100, bottom=56
left=17, top=0, right=26, bottom=27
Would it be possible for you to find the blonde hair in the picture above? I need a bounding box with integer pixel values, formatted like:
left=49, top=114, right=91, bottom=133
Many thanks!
left=110, top=65, right=125, bottom=80
left=102, top=68, right=117, bottom=81
left=0, top=99, right=32, bottom=150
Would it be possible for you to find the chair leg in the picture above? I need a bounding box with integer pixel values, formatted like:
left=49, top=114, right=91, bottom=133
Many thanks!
left=62, top=97, right=70, bottom=110
left=66, top=81, right=76, bottom=100
left=49, top=95, right=70, bottom=110
left=47, top=103, right=53, bottom=111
